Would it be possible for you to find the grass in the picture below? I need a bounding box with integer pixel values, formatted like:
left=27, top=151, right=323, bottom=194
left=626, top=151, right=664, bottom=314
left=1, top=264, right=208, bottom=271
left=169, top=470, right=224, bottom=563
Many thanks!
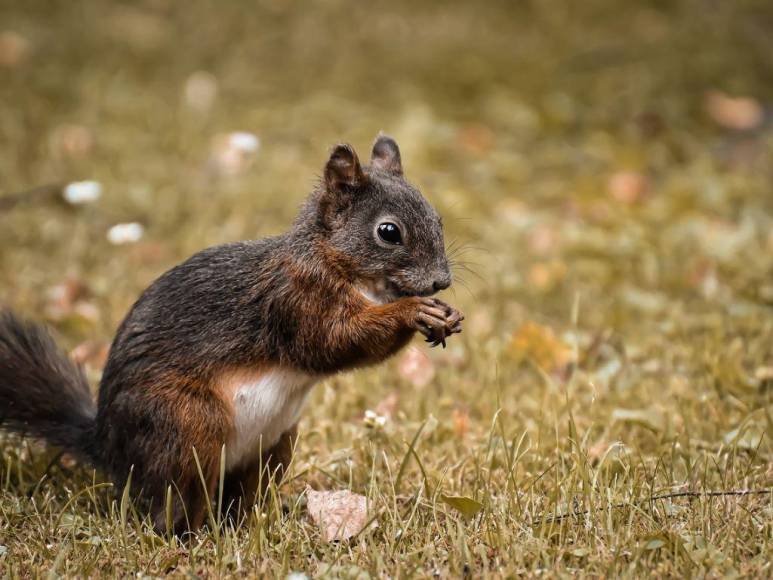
left=1, top=0, right=773, bottom=576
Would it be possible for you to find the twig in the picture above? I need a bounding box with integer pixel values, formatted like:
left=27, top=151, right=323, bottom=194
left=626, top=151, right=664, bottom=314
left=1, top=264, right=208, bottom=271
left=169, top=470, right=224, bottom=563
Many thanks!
left=531, top=488, right=772, bottom=526
left=0, top=183, right=63, bottom=211
left=648, top=489, right=771, bottom=501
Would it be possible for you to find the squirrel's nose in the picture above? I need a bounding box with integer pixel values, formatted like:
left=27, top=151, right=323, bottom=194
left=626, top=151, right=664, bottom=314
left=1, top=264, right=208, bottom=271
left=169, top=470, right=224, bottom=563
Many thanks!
left=432, top=277, right=451, bottom=292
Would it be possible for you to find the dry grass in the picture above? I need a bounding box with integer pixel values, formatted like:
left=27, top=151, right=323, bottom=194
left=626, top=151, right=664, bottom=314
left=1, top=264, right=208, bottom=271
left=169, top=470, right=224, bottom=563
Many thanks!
left=1, top=0, right=772, bottom=577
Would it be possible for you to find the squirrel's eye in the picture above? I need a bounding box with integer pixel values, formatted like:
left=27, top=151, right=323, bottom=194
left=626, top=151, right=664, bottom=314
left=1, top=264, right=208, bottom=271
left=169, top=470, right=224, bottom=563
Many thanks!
left=377, top=222, right=402, bottom=245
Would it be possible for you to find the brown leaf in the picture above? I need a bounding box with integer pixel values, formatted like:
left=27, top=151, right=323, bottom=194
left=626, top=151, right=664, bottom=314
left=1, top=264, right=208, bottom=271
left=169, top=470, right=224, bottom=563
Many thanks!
left=607, top=171, right=649, bottom=204
left=306, top=488, right=371, bottom=542
left=0, top=31, right=31, bottom=68
left=451, top=407, right=470, bottom=438
left=528, top=261, right=567, bottom=291
left=45, top=278, right=91, bottom=320
left=455, top=123, right=494, bottom=155
left=397, top=348, right=435, bottom=388
left=128, top=241, right=172, bottom=266
left=527, top=224, right=560, bottom=256
left=59, top=453, right=79, bottom=469
left=70, top=341, right=110, bottom=369
left=704, top=90, right=764, bottom=131
left=50, top=125, right=94, bottom=160
left=509, top=321, right=573, bottom=372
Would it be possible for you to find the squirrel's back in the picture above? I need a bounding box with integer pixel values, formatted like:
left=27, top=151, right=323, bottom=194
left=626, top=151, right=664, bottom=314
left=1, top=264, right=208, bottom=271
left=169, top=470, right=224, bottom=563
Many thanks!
left=97, top=237, right=288, bottom=409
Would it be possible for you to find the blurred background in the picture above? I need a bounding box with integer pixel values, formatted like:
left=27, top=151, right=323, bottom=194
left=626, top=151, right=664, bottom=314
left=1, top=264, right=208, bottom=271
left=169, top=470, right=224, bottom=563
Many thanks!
left=3, top=0, right=773, bottom=323
left=1, top=0, right=772, bottom=573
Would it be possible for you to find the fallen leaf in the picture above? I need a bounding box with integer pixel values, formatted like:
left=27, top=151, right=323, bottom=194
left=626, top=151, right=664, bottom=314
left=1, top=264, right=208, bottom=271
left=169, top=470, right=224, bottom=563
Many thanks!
left=59, top=453, right=78, bottom=469
left=45, top=278, right=91, bottom=321
left=306, top=488, right=372, bottom=542
left=440, top=494, right=483, bottom=520
left=127, top=241, right=172, bottom=266
left=455, top=123, right=494, bottom=155
left=611, top=408, right=665, bottom=432
left=528, top=261, right=567, bottom=291
left=47, top=278, right=89, bottom=311
left=643, top=536, right=667, bottom=551
left=183, top=71, right=218, bottom=113
left=0, top=31, right=30, bottom=68
left=704, top=90, right=764, bottom=131
left=527, top=224, right=560, bottom=256
left=51, top=125, right=94, bottom=160
left=398, top=348, right=435, bottom=388
left=607, top=171, right=649, bottom=204
left=70, top=341, right=110, bottom=369
left=509, top=321, right=573, bottom=372
left=451, top=407, right=470, bottom=438
left=723, top=423, right=764, bottom=451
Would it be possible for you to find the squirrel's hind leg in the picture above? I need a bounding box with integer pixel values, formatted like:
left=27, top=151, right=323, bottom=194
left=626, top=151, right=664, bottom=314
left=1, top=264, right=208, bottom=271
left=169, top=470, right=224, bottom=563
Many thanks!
left=105, top=377, right=231, bottom=537
left=220, top=423, right=298, bottom=520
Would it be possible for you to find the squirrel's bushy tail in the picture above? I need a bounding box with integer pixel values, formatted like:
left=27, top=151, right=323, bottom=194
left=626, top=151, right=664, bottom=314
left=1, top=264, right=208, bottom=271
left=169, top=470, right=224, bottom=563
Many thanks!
left=0, top=309, right=99, bottom=464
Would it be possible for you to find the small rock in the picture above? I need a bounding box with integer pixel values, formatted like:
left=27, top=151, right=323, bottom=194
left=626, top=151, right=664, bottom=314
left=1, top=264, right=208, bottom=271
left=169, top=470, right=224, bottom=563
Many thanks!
left=107, top=222, right=144, bottom=245
left=63, top=181, right=102, bottom=205
left=228, top=131, right=260, bottom=153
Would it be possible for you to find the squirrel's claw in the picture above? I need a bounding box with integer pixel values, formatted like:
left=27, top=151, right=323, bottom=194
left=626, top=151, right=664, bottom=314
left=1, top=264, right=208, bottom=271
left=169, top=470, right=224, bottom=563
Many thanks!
left=411, top=296, right=461, bottom=348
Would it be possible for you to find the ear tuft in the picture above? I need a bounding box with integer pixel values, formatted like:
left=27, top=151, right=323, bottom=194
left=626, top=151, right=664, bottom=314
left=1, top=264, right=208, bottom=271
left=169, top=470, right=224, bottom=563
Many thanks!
left=370, top=134, right=403, bottom=175
left=325, top=144, right=364, bottom=189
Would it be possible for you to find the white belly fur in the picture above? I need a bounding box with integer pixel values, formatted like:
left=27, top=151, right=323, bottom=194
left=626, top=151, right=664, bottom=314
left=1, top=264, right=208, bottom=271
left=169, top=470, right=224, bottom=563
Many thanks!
left=224, top=368, right=318, bottom=470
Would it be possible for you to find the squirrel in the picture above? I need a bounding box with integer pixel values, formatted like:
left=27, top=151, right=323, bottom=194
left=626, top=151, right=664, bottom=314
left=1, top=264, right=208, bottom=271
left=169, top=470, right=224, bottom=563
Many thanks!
left=0, top=135, right=464, bottom=534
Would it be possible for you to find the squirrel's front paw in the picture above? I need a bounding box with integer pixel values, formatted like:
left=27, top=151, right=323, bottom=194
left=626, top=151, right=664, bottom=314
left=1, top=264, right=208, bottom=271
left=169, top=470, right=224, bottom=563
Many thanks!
left=407, top=297, right=464, bottom=348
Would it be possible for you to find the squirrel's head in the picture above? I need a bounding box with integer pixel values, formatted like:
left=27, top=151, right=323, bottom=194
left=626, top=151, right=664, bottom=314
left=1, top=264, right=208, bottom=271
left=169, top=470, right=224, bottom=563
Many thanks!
left=311, top=135, right=452, bottom=303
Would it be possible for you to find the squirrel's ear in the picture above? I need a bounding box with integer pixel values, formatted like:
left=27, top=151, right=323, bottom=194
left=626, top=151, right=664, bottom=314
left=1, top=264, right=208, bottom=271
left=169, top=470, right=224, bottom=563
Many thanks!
left=370, top=134, right=403, bottom=175
left=325, top=144, right=364, bottom=190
